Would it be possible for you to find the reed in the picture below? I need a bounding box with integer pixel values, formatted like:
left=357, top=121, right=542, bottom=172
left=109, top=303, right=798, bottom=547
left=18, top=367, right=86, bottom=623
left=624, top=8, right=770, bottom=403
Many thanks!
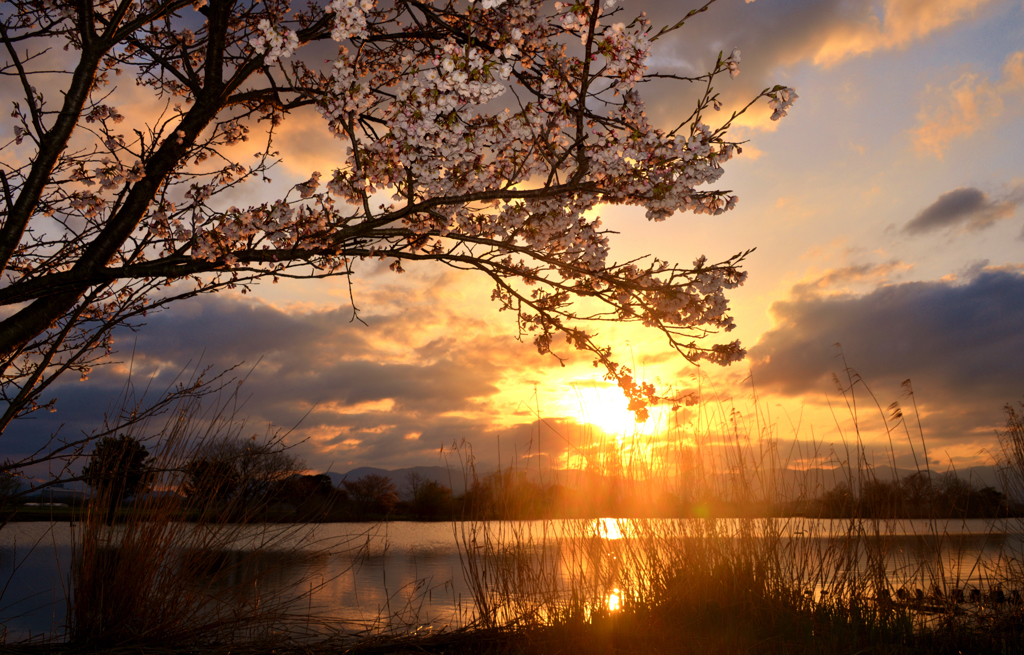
left=65, top=379, right=359, bottom=649
left=453, top=372, right=1024, bottom=652
left=10, top=370, right=1021, bottom=653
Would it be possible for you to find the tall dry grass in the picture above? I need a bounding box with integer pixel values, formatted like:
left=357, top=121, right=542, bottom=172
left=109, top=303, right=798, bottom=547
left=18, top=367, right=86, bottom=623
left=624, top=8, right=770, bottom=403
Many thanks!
left=51, top=367, right=1024, bottom=651
left=997, top=399, right=1024, bottom=598
left=66, top=378, right=360, bottom=648
left=453, top=371, right=1024, bottom=650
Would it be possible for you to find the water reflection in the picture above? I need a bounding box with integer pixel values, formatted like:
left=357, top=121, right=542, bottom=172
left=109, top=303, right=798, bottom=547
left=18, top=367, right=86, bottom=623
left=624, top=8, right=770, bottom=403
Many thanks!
left=607, top=588, right=622, bottom=612
left=1, top=518, right=1021, bottom=641
left=595, top=518, right=626, bottom=540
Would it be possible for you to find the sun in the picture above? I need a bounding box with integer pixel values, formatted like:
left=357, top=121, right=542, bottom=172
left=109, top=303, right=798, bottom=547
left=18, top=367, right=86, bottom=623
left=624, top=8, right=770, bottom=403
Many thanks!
left=568, top=385, right=658, bottom=438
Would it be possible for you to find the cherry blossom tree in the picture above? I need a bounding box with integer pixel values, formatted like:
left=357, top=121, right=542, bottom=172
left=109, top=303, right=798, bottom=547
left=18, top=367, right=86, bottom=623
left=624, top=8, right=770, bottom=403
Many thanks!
left=0, top=0, right=796, bottom=471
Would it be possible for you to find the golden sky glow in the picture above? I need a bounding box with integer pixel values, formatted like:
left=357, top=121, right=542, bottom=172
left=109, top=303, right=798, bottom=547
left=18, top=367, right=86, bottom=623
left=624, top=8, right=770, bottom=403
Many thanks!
left=6, top=0, right=1023, bottom=478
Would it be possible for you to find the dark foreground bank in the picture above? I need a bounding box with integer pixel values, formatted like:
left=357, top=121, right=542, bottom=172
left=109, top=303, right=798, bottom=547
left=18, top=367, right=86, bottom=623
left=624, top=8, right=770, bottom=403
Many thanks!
left=6, top=600, right=1024, bottom=655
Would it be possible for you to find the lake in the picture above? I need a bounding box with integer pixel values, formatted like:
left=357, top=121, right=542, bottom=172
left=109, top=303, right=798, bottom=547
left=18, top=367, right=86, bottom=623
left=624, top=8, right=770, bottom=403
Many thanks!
left=2, top=517, right=1021, bottom=642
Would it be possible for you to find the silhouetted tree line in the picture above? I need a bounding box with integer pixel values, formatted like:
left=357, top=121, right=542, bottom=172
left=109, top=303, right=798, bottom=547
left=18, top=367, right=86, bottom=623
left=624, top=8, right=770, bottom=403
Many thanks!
left=58, top=434, right=1024, bottom=523
left=457, top=468, right=692, bottom=520
left=48, top=436, right=455, bottom=522
left=814, top=472, right=1016, bottom=519
left=82, top=435, right=154, bottom=524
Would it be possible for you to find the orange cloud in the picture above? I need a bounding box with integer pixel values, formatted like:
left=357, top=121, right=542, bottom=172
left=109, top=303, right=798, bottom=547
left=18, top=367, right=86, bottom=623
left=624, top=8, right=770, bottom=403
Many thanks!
left=730, top=104, right=786, bottom=133
left=790, top=260, right=914, bottom=298
left=271, top=106, right=347, bottom=177
left=911, top=51, right=1024, bottom=157
left=737, top=142, right=765, bottom=160
left=813, top=0, right=994, bottom=67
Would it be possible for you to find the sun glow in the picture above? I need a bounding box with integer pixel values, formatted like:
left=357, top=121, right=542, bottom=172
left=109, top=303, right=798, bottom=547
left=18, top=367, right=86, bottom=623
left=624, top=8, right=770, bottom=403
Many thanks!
left=569, top=386, right=662, bottom=438
left=595, top=517, right=626, bottom=540
left=607, top=588, right=622, bottom=612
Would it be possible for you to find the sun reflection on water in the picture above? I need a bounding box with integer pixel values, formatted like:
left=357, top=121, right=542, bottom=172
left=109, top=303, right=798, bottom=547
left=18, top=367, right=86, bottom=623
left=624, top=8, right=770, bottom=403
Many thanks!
left=596, top=517, right=626, bottom=540
left=607, top=587, right=622, bottom=612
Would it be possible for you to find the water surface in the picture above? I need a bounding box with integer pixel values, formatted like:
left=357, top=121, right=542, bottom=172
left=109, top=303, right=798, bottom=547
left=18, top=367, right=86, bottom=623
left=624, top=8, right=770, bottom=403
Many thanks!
left=2, top=517, right=1020, bottom=641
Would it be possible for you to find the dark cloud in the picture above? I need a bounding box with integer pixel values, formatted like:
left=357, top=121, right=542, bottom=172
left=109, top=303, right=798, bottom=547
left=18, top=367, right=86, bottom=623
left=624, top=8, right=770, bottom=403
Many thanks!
left=637, top=0, right=1004, bottom=137
left=642, top=0, right=848, bottom=123
left=748, top=270, right=1024, bottom=448
left=0, top=291, right=576, bottom=474
left=641, top=0, right=907, bottom=126
left=903, top=187, right=1022, bottom=234
left=906, top=187, right=987, bottom=232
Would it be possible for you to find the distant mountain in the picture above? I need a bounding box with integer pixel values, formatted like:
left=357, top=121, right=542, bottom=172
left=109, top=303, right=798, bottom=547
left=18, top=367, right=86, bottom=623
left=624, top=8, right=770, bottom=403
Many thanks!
left=328, top=466, right=469, bottom=500
left=21, top=483, right=90, bottom=504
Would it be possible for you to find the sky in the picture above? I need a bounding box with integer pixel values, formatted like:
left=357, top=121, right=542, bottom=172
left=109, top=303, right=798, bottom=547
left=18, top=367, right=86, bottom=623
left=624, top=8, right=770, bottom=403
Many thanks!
left=6, top=0, right=1024, bottom=479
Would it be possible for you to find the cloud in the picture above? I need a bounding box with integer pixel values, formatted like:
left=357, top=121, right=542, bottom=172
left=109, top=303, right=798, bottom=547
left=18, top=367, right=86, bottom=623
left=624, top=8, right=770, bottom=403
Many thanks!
left=903, top=185, right=1024, bottom=234
left=811, top=0, right=995, bottom=67
left=272, top=106, right=348, bottom=178
left=642, top=0, right=1001, bottom=131
left=911, top=50, right=1024, bottom=157
left=790, top=260, right=914, bottom=297
left=0, top=286, right=584, bottom=474
left=748, top=269, right=1024, bottom=448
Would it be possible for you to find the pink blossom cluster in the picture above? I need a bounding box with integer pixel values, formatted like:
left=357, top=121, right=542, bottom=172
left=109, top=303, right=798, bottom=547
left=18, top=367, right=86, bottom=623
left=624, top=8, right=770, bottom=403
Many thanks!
left=193, top=204, right=291, bottom=262
left=471, top=0, right=509, bottom=10
left=769, top=86, right=799, bottom=121
left=69, top=191, right=107, bottom=219
left=94, top=158, right=145, bottom=191
left=724, top=48, right=741, bottom=78
left=219, top=120, right=248, bottom=146
left=250, top=19, right=299, bottom=64
left=1, top=0, right=801, bottom=410
left=554, top=2, right=592, bottom=40
left=170, top=0, right=789, bottom=370
left=326, top=0, right=372, bottom=41
left=599, top=21, right=651, bottom=88
left=85, top=105, right=125, bottom=124
left=585, top=97, right=740, bottom=222
left=318, top=48, right=377, bottom=135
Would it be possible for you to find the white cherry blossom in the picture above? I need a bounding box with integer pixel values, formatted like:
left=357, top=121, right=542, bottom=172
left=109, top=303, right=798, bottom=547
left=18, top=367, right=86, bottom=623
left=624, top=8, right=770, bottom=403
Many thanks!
left=0, top=0, right=797, bottom=428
